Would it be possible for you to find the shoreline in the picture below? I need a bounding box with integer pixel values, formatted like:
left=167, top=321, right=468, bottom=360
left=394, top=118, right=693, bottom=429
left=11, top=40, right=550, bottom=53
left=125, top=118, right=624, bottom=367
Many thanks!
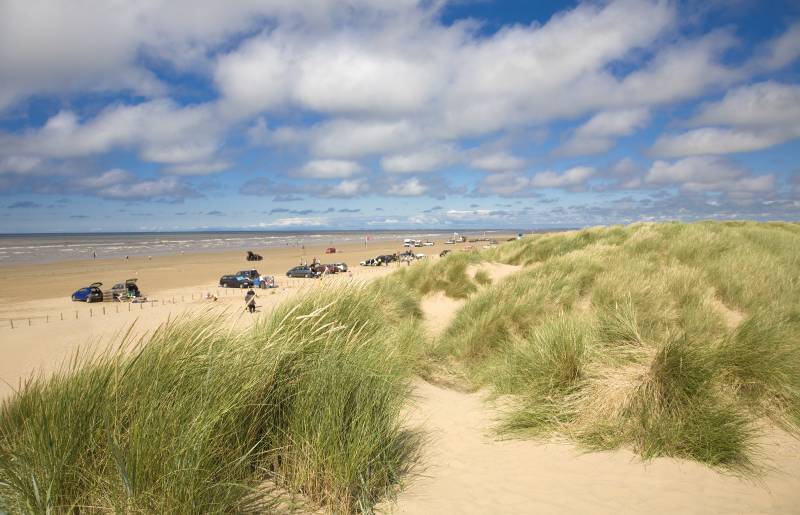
left=0, top=229, right=521, bottom=265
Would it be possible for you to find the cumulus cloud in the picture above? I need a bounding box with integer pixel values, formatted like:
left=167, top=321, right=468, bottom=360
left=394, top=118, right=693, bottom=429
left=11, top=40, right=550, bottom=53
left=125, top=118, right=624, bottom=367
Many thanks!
left=470, top=152, right=526, bottom=172
left=557, top=109, right=650, bottom=156
left=66, top=168, right=198, bottom=201
left=381, top=145, right=456, bottom=173
left=293, top=159, right=364, bottom=179
left=387, top=177, right=427, bottom=196
left=0, top=101, right=222, bottom=168
left=645, top=156, right=775, bottom=199
left=530, top=167, right=595, bottom=189
left=651, top=82, right=800, bottom=157
left=321, top=178, right=371, bottom=198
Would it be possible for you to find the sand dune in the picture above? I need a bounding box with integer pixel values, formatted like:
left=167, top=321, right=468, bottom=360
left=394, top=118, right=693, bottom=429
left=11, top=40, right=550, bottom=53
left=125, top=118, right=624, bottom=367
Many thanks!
left=386, top=379, right=800, bottom=514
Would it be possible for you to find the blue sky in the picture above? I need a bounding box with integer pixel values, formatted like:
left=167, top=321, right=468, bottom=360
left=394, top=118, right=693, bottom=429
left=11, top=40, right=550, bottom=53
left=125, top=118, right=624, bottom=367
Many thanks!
left=1, top=0, right=799, bottom=233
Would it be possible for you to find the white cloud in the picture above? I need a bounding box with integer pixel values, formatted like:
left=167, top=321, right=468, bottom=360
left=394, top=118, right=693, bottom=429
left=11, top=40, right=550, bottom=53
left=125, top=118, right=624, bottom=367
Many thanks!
left=259, top=217, right=328, bottom=227
left=293, top=159, right=364, bottom=179
left=165, top=161, right=232, bottom=176
left=309, top=119, right=421, bottom=158
left=322, top=178, right=370, bottom=198
left=0, top=156, right=42, bottom=174
left=387, top=177, right=427, bottom=196
left=650, top=128, right=788, bottom=158
left=0, top=101, right=221, bottom=165
left=651, top=82, right=800, bottom=157
left=381, top=145, right=455, bottom=173
left=477, top=172, right=532, bottom=196
left=470, top=152, right=526, bottom=172
left=530, top=166, right=595, bottom=188
left=72, top=169, right=134, bottom=189
left=558, top=108, right=649, bottom=156
left=97, top=177, right=196, bottom=200
left=645, top=156, right=775, bottom=198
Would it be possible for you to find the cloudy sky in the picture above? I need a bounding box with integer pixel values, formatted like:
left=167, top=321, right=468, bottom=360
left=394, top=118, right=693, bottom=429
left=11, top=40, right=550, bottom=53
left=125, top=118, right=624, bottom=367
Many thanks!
left=1, top=0, right=799, bottom=232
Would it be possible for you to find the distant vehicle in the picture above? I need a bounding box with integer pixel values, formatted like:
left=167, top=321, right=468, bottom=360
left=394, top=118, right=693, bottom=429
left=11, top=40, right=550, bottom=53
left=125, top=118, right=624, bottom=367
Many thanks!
left=403, top=238, right=413, bottom=247
left=361, top=255, right=395, bottom=266
left=444, top=239, right=455, bottom=245
left=423, top=241, right=434, bottom=247
left=415, top=253, right=427, bottom=259
left=246, top=251, right=263, bottom=261
left=439, top=250, right=451, bottom=258
left=332, top=262, right=348, bottom=272
left=259, top=275, right=277, bottom=288
left=287, top=265, right=318, bottom=278
left=219, top=275, right=253, bottom=288
left=71, top=282, right=104, bottom=302
left=325, top=247, right=336, bottom=254
left=110, top=278, right=140, bottom=301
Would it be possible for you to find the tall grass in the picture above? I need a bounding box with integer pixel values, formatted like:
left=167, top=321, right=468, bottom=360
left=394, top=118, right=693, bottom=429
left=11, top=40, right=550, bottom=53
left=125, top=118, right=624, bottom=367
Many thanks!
left=433, top=221, right=800, bottom=471
left=0, top=283, right=422, bottom=513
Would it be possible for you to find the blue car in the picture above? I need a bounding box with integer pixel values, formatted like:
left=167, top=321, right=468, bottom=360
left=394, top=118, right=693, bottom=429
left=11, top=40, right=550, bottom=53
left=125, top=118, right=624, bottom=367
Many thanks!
left=71, top=282, right=104, bottom=302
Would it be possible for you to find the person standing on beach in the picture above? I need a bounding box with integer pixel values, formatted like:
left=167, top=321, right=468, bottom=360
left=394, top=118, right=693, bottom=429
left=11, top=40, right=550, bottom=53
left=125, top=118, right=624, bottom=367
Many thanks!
left=245, top=288, right=257, bottom=313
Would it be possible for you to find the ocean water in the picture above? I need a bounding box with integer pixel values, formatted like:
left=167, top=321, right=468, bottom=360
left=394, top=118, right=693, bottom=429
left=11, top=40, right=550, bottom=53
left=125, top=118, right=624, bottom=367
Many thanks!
left=0, top=230, right=510, bottom=265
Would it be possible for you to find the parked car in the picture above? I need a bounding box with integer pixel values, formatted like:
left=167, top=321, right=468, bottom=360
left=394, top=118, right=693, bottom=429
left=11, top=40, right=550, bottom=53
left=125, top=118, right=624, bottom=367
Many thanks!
left=325, top=247, right=336, bottom=254
left=219, top=275, right=253, bottom=288
left=287, top=265, right=318, bottom=278
left=110, top=278, right=140, bottom=300
left=246, top=251, right=263, bottom=261
left=439, top=249, right=451, bottom=258
left=423, top=241, right=434, bottom=246
left=236, top=269, right=261, bottom=281
left=71, top=282, right=104, bottom=302
left=332, top=262, right=348, bottom=272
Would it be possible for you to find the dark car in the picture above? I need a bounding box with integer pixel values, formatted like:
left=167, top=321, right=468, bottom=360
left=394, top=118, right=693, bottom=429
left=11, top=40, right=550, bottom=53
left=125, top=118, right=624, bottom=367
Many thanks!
left=246, top=251, right=263, bottom=261
left=376, top=254, right=397, bottom=265
left=72, top=282, right=104, bottom=302
left=286, top=266, right=318, bottom=278
left=219, top=274, right=253, bottom=288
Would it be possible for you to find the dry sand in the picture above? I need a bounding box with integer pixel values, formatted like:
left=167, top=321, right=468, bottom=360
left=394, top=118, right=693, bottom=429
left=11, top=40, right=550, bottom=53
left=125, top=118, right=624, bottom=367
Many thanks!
left=385, top=379, right=800, bottom=515
left=1, top=241, right=799, bottom=514
left=0, top=237, right=470, bottom=398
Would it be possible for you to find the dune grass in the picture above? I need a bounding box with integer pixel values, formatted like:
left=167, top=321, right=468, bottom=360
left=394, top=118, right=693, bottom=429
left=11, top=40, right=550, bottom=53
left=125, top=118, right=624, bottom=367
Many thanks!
left=431, top=221, right=800, bottom=471
left=390, top=251, right=482, bottom=299
left=0, top=283, right=422, bottom=514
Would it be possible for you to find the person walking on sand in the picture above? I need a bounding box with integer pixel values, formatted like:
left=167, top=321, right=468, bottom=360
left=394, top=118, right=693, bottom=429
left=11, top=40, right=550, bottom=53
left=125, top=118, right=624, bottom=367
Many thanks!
left=245, top=288, right=258, bottom=313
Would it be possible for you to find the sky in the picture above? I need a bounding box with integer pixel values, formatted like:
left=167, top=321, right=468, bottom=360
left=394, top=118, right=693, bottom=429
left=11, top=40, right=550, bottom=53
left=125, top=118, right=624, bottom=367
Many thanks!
left=1, top=0, right=799, bottom=233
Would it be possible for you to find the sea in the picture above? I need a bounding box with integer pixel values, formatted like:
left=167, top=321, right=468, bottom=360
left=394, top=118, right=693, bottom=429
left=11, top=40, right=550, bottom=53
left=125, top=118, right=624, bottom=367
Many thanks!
left=0, top=230, right=516, bottom=265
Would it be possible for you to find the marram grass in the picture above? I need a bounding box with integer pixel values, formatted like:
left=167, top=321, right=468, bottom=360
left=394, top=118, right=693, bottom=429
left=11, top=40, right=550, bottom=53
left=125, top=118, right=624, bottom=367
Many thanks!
left=432, top=221, right=800, bottom=472
left=0, top=283, right=422, bottom=514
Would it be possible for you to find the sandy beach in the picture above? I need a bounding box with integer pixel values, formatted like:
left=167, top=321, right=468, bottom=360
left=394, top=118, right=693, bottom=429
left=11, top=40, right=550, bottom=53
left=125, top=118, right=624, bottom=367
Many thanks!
left=1, top=234, right=799, bottom=514
left=0, top=236, right=492, bottom=397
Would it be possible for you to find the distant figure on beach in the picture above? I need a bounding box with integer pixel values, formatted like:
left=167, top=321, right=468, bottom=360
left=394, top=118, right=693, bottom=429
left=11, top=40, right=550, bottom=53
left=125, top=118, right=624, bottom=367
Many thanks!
left=92, top=251, right=96, bottom=260
left=245, top=288, right=257, bottom=313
